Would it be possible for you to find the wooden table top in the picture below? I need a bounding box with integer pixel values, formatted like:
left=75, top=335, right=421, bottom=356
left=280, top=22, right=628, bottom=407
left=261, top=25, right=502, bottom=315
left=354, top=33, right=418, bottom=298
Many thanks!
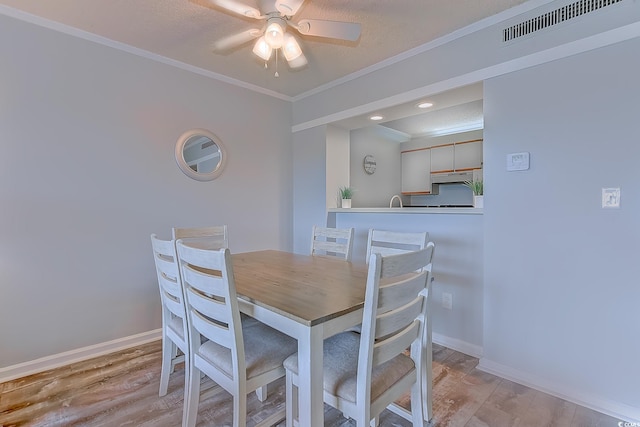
left=231, top=250, right=368, bottom=327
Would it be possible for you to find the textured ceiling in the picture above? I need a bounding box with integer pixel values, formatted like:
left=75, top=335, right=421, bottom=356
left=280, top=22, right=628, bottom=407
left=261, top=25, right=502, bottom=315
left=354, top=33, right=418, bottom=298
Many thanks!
left=0, top=0, right=529, bottom=99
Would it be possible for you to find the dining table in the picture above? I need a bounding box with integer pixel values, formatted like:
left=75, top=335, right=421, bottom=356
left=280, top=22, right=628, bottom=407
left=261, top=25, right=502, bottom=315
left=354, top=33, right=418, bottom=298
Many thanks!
left=231, top=249, right=368, bottom=427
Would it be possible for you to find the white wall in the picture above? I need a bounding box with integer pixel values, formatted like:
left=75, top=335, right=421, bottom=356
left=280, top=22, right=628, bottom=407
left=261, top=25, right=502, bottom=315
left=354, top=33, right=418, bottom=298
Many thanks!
left=0, top=15, right=292, bottom=368
left=349, top=127, right=402, bottom=207
left=326, top=125, right=350, bottom=209
left=292, top=126, right=328, bottom=255
left=481, top=37, right=640, bottom=419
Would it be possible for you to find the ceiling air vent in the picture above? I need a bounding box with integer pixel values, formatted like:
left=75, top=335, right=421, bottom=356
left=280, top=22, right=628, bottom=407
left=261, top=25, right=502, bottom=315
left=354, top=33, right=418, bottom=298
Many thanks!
left=503, top=0, right=623, bottom=42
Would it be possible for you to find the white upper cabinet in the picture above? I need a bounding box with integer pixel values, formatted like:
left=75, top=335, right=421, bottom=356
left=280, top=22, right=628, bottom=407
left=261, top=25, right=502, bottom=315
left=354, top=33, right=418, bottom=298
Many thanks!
left=454, top=140, right=483, bottom=170
left=401, top=149, right=431, bottom=194
left=430, top=144, right=455, bottom=173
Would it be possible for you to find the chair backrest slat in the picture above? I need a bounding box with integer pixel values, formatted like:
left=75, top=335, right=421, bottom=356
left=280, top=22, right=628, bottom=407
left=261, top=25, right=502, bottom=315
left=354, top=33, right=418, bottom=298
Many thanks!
left=151, top=234, right=186, bottom=321
left=366, top=229, right=429, bottom=264
left=173, top=225, right=228, bottom=250
left=372, top=319, right=420, bottom=366
left=189, top=307, right=234, bottom=349
left=378, top=273, right=427, bottom=312
left=310, top=226, right=354, bottom=261
left=375, top=296, right=423, bottom=339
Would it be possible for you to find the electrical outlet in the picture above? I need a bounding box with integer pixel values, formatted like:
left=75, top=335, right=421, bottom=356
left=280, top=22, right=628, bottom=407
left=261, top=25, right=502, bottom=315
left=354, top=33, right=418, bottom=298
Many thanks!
left=442, top=292, right=453, bottom=310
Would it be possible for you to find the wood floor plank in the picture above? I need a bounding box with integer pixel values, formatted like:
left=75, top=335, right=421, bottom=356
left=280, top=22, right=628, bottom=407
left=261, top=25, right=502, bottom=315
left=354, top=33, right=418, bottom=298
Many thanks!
left=515, top=391, right=576, bottom=427
left=570, top=404, right=622, bottom=427
left=0, top=340, right=622, bottom=427
left=464, top=379, right=537, bottom=427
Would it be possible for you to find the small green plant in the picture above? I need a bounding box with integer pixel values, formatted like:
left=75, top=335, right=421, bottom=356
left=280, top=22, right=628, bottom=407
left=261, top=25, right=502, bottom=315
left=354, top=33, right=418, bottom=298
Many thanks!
left=339, top=186, right=354, bottom=199
left=464, top=180, right=483, bottom=196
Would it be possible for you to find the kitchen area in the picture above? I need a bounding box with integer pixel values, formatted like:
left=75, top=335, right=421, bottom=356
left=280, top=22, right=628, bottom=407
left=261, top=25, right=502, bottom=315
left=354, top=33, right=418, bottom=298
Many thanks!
left=324, top=83, right=485, bottom=355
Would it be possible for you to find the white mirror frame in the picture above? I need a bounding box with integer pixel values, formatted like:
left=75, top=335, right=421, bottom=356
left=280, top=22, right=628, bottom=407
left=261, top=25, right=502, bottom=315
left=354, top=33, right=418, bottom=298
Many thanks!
left=175, top=128, right=227, bottom=181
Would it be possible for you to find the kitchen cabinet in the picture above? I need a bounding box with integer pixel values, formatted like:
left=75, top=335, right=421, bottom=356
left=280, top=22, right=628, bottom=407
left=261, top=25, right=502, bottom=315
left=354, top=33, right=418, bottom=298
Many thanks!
left=401, top=148, right=431, bottom=194
left=430, top=144, right=454, bottom=173
left=454, top=139, right=483, bottom=170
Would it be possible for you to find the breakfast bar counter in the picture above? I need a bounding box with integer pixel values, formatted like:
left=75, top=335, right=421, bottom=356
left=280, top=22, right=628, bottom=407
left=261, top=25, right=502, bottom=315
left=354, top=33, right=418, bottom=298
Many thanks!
left=328, top=207, right=482, bottom=215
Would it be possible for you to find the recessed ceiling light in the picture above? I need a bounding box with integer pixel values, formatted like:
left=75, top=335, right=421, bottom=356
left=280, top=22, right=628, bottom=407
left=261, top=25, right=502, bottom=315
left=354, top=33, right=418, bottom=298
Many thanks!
left=369, top=115, right=384, bottom=121
left=417, top=102, right=433, bottom=109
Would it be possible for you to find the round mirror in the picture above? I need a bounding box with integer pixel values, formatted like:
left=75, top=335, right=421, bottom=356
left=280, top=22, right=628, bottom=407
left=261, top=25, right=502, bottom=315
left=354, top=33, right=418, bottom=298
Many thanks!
left=175, top=128, right=227, bottom=181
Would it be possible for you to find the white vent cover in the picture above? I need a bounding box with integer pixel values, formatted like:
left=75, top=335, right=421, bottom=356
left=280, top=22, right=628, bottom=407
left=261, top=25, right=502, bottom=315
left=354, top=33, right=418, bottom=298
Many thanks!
left=503, top=0, right=623, bottom=42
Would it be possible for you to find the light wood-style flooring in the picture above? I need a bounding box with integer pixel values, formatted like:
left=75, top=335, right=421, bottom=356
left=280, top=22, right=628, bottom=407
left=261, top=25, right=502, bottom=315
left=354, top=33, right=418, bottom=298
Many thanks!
left=0, top=340, right=619, bottom=426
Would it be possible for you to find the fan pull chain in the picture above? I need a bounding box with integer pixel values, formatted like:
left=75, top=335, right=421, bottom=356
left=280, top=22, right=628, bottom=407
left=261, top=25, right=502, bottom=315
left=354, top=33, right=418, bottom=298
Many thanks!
left=274, top=49, right=279, bottom=77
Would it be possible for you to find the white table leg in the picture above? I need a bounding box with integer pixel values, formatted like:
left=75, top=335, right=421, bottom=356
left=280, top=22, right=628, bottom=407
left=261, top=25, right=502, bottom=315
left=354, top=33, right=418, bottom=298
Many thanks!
left=297, top=324, right=324, bottom=427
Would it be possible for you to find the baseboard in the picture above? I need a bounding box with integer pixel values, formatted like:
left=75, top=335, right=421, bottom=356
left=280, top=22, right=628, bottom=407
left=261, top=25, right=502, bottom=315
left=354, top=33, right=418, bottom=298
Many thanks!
left=432, top=332, right=483, bottom=358
left=477, top=358, right=640, bottom=423
left=0, top=329, right=162, bottom=384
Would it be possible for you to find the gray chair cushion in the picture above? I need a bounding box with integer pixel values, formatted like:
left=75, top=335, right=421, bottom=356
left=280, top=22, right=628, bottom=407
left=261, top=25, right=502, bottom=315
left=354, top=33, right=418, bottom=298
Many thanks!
left=198, top=318, right=297, bottom=381
left=167, top=316, right=185, bottom=340
left=283, top=331, right=415, bottom=403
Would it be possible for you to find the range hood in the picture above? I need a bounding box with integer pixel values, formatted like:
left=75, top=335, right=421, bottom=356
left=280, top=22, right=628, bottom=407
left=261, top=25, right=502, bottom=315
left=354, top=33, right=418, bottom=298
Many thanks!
left=430, top=171, right=474, bottom=184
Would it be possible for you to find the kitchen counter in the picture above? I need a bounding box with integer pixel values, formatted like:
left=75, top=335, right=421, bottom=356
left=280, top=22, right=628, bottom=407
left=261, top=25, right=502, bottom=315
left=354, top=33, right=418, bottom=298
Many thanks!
left=328, top=207, right=482, bottom=215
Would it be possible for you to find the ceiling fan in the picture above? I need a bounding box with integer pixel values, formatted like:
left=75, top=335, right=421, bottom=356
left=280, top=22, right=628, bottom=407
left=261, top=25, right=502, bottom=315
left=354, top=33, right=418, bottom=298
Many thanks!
left=198, top=0, right=361, bottom=71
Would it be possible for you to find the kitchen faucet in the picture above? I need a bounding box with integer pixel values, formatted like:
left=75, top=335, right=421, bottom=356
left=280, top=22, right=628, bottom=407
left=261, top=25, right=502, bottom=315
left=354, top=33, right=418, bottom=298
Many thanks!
left=389, top=194, right=403, bottom=208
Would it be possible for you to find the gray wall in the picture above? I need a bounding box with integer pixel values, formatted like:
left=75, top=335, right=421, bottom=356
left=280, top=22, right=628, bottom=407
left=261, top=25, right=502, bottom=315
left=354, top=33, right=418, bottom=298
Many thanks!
left=349, top=127, right=402, bottom=208
left=292, top=126, right=328, bottom=255
left=482, top=36, right=640, bottom=415
left=0, top=15, right=292, bottom=368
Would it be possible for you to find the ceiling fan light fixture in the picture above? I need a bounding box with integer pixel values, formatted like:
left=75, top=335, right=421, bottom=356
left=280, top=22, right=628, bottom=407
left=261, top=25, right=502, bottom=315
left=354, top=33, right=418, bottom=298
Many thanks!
left=265, top=21, right=285, bottom=49
left=282, top=33, right=302, bottom=61
left=252, top=36, right=272, bottom=61
left=287, top=52, right=308, bottom=69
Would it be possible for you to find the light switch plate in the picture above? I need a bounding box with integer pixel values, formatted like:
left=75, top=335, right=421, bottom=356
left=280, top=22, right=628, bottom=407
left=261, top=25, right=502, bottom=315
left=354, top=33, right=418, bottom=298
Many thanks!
left=602, top=188, right=620, bottom=208
left=507, top=152, right=530, bottom=171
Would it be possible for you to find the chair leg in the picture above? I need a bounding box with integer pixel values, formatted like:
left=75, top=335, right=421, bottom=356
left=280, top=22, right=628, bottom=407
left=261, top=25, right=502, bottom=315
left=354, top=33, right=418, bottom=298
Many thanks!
left=184, top=363, right=202, bottom=427
left=182, top=351, right=190, bottom=416
left=159, top=337, right=173, bottom=396
left=410, top=381, right=425, bottom=427
left=256, top=384, right=268, bottom=402
left=285, top=371, right=297, bottom=427
left=233, top=388, right=247, bottom=427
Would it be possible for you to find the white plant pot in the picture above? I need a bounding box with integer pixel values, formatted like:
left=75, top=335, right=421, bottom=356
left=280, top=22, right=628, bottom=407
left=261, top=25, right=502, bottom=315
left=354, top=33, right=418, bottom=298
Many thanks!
left=473, top=195, right=484, bottom=209
left=341, top=199, right=352, bottom=208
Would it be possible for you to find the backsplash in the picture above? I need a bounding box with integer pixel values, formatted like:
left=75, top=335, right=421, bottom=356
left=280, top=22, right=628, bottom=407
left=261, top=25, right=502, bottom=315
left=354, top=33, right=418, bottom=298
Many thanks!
left=406, top=183, right=474, bottom=207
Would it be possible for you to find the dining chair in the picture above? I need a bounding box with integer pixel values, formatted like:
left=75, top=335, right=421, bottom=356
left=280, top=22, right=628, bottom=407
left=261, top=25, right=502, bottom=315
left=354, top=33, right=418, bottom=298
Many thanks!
left=172, top=225, right=228, bottom=249
left=175, top=241, right=298, bottom=427
left=310, top=225, right=355, bottom=261
left=366, top=229, right=429, bottom=263
left=150, top=234, right=190, bottom=403
left=284, top=243, right=436, bottom=427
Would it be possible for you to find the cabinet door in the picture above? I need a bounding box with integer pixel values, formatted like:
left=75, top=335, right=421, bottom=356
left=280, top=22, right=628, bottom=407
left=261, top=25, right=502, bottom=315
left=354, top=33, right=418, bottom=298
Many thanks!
left=430, top=144, right=454, bottom=173
left=402, top=149, right=431, bottom=193
left=454, top=140, right=483, bottom=170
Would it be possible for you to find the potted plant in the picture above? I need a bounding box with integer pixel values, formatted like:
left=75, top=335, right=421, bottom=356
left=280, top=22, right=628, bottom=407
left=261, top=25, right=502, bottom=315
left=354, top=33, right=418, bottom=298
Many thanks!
left=464, top=180, right=484, bottom=208
left=339, top=186, right=354, bottom=208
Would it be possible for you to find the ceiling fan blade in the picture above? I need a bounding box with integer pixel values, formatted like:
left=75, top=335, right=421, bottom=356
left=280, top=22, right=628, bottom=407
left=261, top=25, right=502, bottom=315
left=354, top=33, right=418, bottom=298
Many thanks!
left=295, top=19, right=361, bottom=41
left=275, top=0, right=305, bottom=17
left=198, top=0, right=263, bottom=19
left=212, top=29, right=262, bottom=51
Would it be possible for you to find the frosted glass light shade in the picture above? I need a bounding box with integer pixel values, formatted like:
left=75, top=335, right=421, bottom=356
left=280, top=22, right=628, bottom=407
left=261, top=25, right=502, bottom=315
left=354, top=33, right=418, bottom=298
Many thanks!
left=287, top=52, right=308, bottom=68
left=252, top=36, right=272, bottom=61
left=265, top=22, right=284, bottom=48
left=282, top=33, right=302, bottom=61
